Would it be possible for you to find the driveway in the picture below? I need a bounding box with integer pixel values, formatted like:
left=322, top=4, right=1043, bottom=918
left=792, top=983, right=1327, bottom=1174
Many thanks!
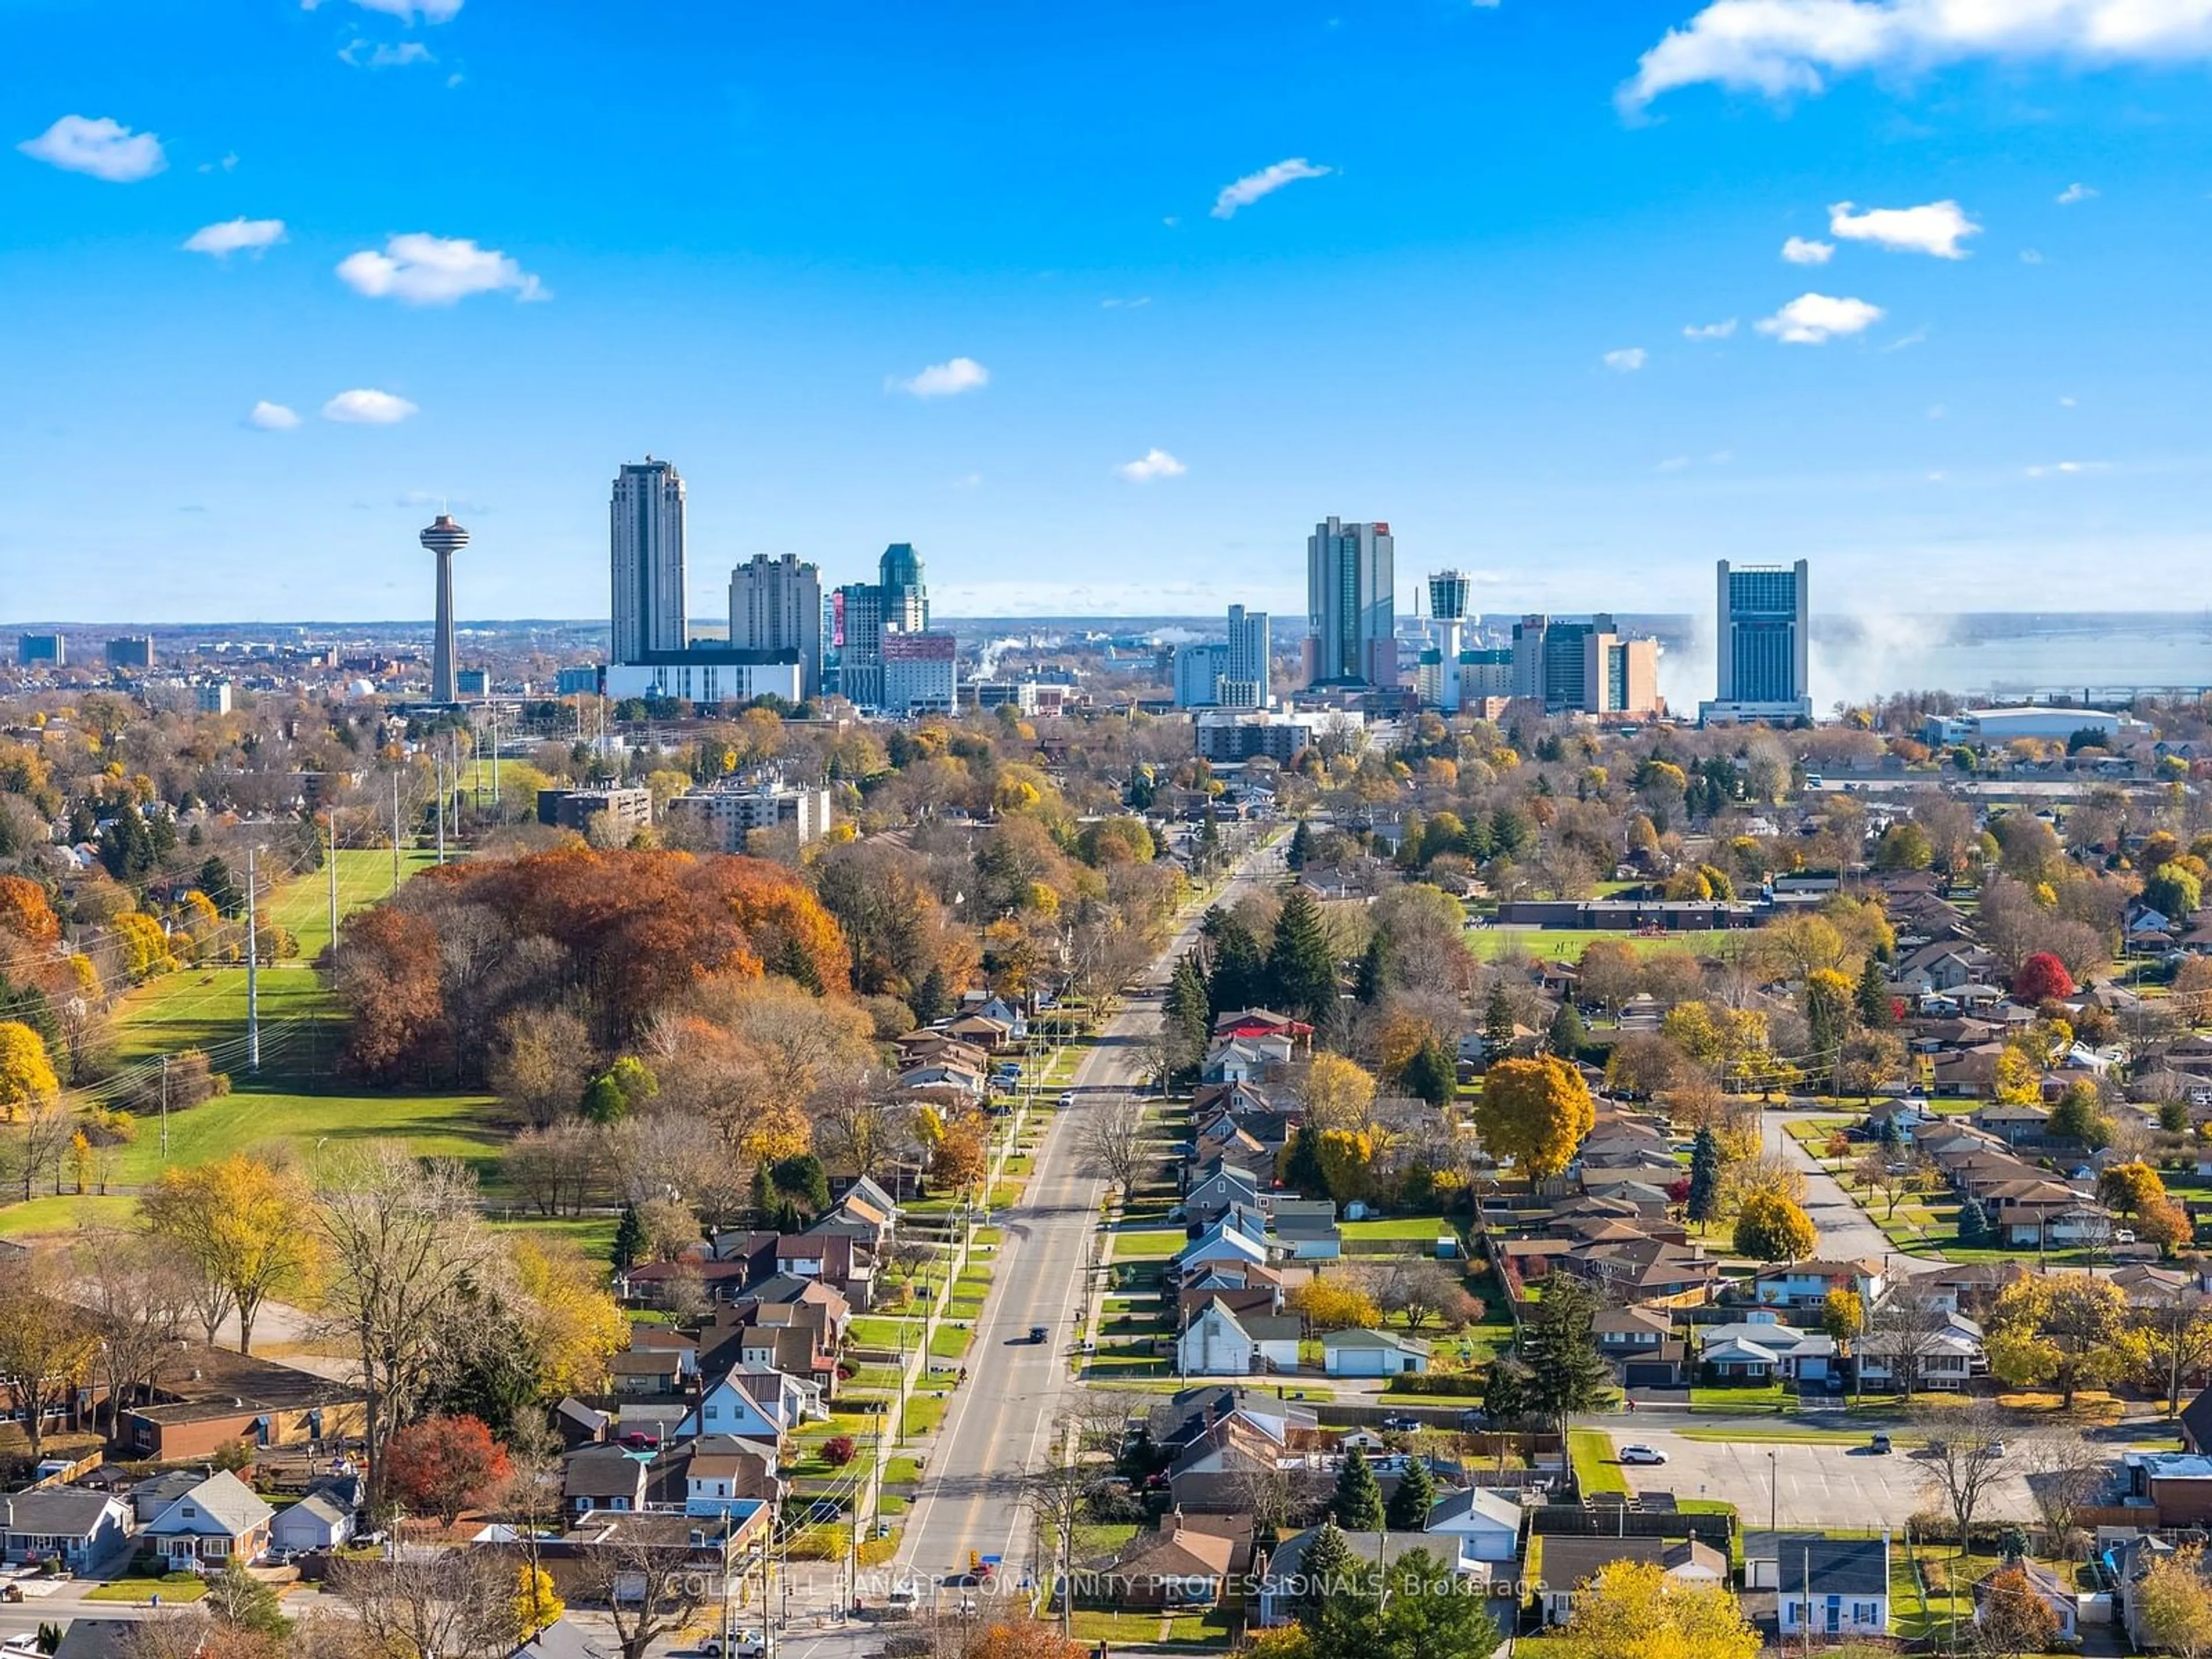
left=1603, top=1426, right=2033, bottom=1527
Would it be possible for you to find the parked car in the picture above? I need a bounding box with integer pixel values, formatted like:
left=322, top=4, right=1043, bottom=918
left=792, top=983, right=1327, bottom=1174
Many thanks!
left=1868, top=1433, right=1893, bottom=1455
left=703, top=1635, right=764, bottom=1658
left=2115, top=1229, right=2138, bottom=1245
left=1380, top=1414, right=1421, bottom=1432
left=1618, top=1444, right=1667, bottom=1465
left=1982, top=1440, right=2006, bottom=1459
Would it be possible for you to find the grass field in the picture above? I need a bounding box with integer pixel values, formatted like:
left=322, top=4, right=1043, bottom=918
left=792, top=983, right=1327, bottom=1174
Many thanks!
left=1568, top=1429, right=1627, bottom=1495
left=1463, top=928, right=1736, bottom=963
left=1340, top=1216, right=1457, bottom=1243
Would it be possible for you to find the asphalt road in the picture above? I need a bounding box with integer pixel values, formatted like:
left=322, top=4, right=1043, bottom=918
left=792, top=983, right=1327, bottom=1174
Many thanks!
left=895, top=841, right=1282, bottom=1596
left=1763, top=1108, right=1942, bottom=1272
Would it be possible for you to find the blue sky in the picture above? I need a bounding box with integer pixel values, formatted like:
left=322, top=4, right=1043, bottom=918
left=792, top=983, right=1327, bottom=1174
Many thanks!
left=5, top=0, right=2211, bottom=624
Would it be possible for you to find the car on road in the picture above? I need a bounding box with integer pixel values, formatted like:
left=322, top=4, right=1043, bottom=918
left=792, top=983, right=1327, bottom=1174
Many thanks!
left=1029, top=1324, right=1048, bottom=1343
left=1380, top=1414, right=1422, bottom=1432
left=1982, top=1440, right=2006, bottom=1459
left=702, top=1635, right=764, bottom=1658
left=2115, top=1229, right=2138, bottom=1245
left=1618, top=1444, right=1667, bottom=1465
left=1868, top=1433, right=1892, bottom=1455
left=885, top=1584, right=922, bottom=1619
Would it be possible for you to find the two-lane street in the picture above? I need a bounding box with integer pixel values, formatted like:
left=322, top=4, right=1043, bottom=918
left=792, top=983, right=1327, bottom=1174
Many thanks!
left=894, top=842, right=1281, bottom=1593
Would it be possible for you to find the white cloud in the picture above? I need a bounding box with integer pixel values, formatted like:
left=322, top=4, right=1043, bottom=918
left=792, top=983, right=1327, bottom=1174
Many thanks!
left=951, top=472, right=984, bottom=489
left=1622, top=0, right=2212, bottom=110
left=184, top=218, right=287, bottom=258
left=1927, top=403, right=1948, bottom=419
left=17, top=115, right=166, bottom=183
left=1101, top=296, right=1152, bottom=309
left=1683, top=317, right=1738, bottom=339
left=248, top=401, right=301, bottom=431
left=1756, top=292, right=1886, bottom=344
left=2059, top=395, right=2077, bottom=406
left=888, top=357, right=990, bottom=398
left=1116, top=448, right=1188, bottom=482
left=1603, top=347, right=1649, bottom=372
left=2056, top=181, right=2099, bottom=204
left=322, top=388, right=419, bottom=424
left=342, top=39, right=435, bottom=67
left=1656, top=456, right=1692, bottom=471
left=336, top=233, right=546, bottom=304
left=1829, top=199, right=1980, bottom=257
left=2020, top=248, right=2046, bottom=263
left=1210, top=157, right=1331, bottom=218
left=198, top=152, right=239, bottom=175
left=1782, top=236, right=1835, bottom=264
left=2026, top=459, right=2106, bottom=477
left=308, top=0, right=464, bottom=20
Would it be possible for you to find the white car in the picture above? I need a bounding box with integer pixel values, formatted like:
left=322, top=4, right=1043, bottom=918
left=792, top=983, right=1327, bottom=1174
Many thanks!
left=1618, top=1444, right=1668, bottom=1465
left=703, top=1635, right=764, bottom=1658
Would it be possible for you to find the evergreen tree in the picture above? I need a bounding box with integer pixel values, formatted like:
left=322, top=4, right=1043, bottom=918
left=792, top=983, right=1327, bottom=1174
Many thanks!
left=1297, top=1520, right=1361, bottom=1621
left=1354, top=935, right=1388, bottom=1007
left=1331, top=1445, right=1385, bottom=1532
left=1264, top=887, right=1339, bottom=1022
left=1547, top=1000, right=1588, bottom=1059
left=1384, top=1452, right=1435, bottom=1531
left=1855, top=957, right=1893, bottom=1028
left=1482, top=1358, right=1532, bottom=1429
left=1956, top=1195, right=1990, bottom=1248
left=1286, top=819, right=1315, bottom=870
left=777, top=934, right=824, bottom=994
left=1877, top=1112, right=1904, bottom=1157
left=770, top=1153, right=831, bottom=1216
left=196, top=854, right=244, bottom=918
left=1686, top=1126, right=1721, bottom=1224
left=1165, top=953, right=1213, bottom=1067
left=1204, top=912, right=1268, bottom=1017
left=611, top=1203, right=645, bottom=1271
left=911, top=965, right=951, bottom=1025
left=1483, top=979, right=1517, bottom=1058
left=1520, top=1278, right=1613, bottom=1444
left=1401, top=1037, right=1457, bottom=1109
left=1283, top=1127, right=1327, bottom=1198
left=1195, top=809, right=1224, bottom=878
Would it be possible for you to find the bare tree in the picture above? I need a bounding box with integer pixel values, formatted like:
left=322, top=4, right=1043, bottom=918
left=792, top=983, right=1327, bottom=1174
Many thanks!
left=573, top=1534, right=710, bottom=1659
left=1866, top=1290, right=1953, bottom=1400
left=2021, top=1433, right=2112, bottom=1560
left=810, top=1070, right=911, bottom=1179
left=1022, top=1456, right=1113, bottom=1637
left=73, top=1226, right=189, bottom=1428
left=330, top=1549, right=520, bottom=1659
left=313, top=1145, right=499, bottom=1515
left=1077, top=1096, right=1150, bottom=1198
left=1375, top=1260, right=1478, bottom=1331
left=0, top=1251, right=97, bottom=1457
left=2135, top=1287, right=2212, bottom=1417
left=1915, top=1401, right=2013, bottom=1547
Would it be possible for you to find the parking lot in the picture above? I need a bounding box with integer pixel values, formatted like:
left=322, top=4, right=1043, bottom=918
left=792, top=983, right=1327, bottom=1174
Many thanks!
left=1612, top=1428, right=2036, bottom=1527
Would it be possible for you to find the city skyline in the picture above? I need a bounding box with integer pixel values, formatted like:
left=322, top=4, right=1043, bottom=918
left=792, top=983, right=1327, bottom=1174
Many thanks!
left=5, top=4, right=2210, bottom=622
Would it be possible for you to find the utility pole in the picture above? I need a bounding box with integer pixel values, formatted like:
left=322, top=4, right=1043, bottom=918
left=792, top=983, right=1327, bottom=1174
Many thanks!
left=160, top=1054, right=169, bottom=1160
left=245, top=844, right=260, bottom=1075
left=435, top=746, right=446, bottom=865
left=327, top=804, right=339, bottom=951
left=491, top=704, right=501, bottom=809
left=391, top=771, right=402, bottom=895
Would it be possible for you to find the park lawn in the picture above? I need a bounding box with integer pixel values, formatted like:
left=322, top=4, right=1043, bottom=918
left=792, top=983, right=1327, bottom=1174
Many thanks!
left=1340, top=1216, right=1456, bottom=1243
left=268, top=847, right=445, bottom=962
left=1108, top=1229, right=1187, bottom=1260
left=1462, top=929, right=1734, bottom=964
left=495, top=1213, right=619, bottom=1263
left=1568, top=1429, right=1627, bottom=1495
left=104, top=1083, right=506, bottom=1187
left=110, top=967, right=340, bottom=1069
left=0, top=1194, right=136, bottom=1239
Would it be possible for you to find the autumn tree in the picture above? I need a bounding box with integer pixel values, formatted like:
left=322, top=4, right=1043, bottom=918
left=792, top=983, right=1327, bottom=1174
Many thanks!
left=383, top=1413, right=514, bottom=1524
left=0, top=1252, right=98, bottom=1457
left=2139, top=1542, right=2212, bottom=1659
left=2012, top=952, right=2075, bottom=1005
left=1977, top=1565, right=2060, bottom=1656
left=1473, top=1056, right=1596, bottom=1181
left=0, top=1021, right=59, bottom=1119
left=1551, top=1559, right=1759, bottom=1659
left=1733, top=1190, right=1817, bottom=1262
left=1297, top=1053, right=1378, bottom=1134
left=141, top=1154, right=320, bottom=1354
left=1291, top=1275, right=1381, bottom=1332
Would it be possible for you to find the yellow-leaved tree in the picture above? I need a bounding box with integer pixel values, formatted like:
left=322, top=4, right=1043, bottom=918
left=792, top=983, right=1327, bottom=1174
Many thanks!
left=1553, top=1559, right=1760, bottom=1659
left=0, top=1022, right=59, bottom=1120
left=1472, top=1055, right=1595, bottom=1181
left=510, top=1235, right=627, bottom=1397
left=141, top=1154, right=321, bottom=1355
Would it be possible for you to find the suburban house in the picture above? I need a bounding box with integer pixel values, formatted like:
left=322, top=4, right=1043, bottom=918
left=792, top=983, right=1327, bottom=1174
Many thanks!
left=1855, top=1315, right=1985, bottom=1393
left=1593, top=1307, right=1686, bottom=1388
left=0, top=1490, right=131, bottom=1570
left=1536, top=1537, right=1726, bottom=1626
left=1749, top=1533, right=1891, bottom=1639
left=1257, top=1529, right=1483, bottom=1626
left=564, top=1444, right=653, bottom=1516
left=678, top=1367, right=812, bottom=1439
left=1184, top=1161, right=1266, bottom=1226
left=1321, top=1329, right=1433, bottom=1377
left=1696, top=1316, right=1838, bottom=1385
left=269, top=1491, right=355, bottom=1556
left=1100, top=1513, right=1254, bottom=1609
left=1423, top=1488, right=1524, bottom=1562
left=143, top=1471, right=275, bottom=1570
left=1175, top=1218, right=1269, bottom=1274
left=1269, top=1199, right=1343, bottom=1260
left=1176, top=1302, right=1303, bottom=1377
left=1750, top=1259, right=1887, bottom=1312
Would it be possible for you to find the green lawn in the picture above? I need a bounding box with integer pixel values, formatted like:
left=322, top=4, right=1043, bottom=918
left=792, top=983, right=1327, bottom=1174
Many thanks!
left=902, top=1393, right=947, bottom=1437
left=1463, top=928, right=1736, bottom=963
left=1690, top=1381, right=1789, bottom=1410
left=929, top=1324, right=974, bottom=1361
left=1340, top=1217, right=1457, bottom=1243
left=1568, top=1429, right=1627, bottom=1495
left=495, top=1213, right=619, bottom=1262
left=85, top=1576, right=209, bottom=1604
left=271, top=847, right=445, bottom=961
left=1109, top=1228, right=1187, bottom=1259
